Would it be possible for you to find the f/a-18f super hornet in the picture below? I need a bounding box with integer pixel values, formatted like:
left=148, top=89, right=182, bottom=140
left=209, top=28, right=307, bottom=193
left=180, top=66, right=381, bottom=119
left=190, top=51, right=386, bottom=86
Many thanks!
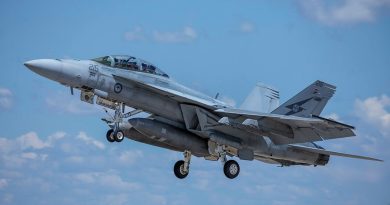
left=24, top=55, right=382, bottom=179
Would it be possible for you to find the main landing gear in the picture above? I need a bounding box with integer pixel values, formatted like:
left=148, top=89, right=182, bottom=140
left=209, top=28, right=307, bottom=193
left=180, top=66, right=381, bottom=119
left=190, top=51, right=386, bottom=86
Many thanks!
left=173, top=150, right=191, bottom=179
left=219, top=150, right=240, bottom=179
left=223, top=160, right=240, bottom=179
left=173, top=150, right=240, bottom=179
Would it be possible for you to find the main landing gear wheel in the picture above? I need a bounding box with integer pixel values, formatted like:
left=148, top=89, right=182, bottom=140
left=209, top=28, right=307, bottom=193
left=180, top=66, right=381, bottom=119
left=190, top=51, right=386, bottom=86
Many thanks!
left=114, top=130, right=124, bottom=142
left=106, top=129, right=115, bottom=143
left=173, top=150, right=191, bottom=179
left=223, top=160, right=240, bottom=179
left=174, top=160, right=189, bottom=179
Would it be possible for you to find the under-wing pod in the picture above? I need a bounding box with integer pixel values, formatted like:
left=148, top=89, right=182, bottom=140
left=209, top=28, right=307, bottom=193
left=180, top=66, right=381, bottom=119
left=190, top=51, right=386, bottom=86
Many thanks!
left=128, top=118, right=209, bottom=157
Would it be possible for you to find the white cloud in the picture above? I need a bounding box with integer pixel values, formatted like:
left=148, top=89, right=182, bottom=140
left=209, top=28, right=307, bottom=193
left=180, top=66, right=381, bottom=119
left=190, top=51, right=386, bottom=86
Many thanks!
left=355, top=95, right=390, bottom=136
left=45, top=90, right=100, bottom=115
left=0, top=87, right=13, bottom=109
left=103, top=194, right=129, bottom=205
left=124, top=26, right=145, bottom=41
left=66, top=156, right=84, bottom=163
left=324, top=113, right=340, bottom=121
left=0, top=179, right=8, bottom=189
left=0, top=132, right=61, bottom=167
left=0, top=138, right=16, bottom=154
left=359, top=134, right=380, bottom=154
left=47, top=131, right=66, bottom=145
left=298, top=0, right=390, bottom=25
left=118, top=150, right=143, bottom=164
left=15, top=131, right=65, bottom=151
left=124, top=26, right=198, bottom=43
left=0, top=88, right=12, bottom=96
left=246, top=183, right=312, bottom=198
left=74, top=173, right=95, bottom=184
left=98, top=173, right=139, bottom=190
left=149, top=195, right=167, bottom=205
left=240, top=21, right=255, bottom=33
left=153, top=26, right=197, bottom=43
left=21, top=152, right=38, bottom=160
left=1, top=193, right=13, bottom=204
left=76, top=132, right=105, bottom=150
left=17, top=132, right=50, bottom=150
left=193, top=179, right=209, bottom=190
left=320, top=164, right=383, bottom=183
left=20, top=152, right=47, bottom=161
left=74, top=171, right=140, bottom=190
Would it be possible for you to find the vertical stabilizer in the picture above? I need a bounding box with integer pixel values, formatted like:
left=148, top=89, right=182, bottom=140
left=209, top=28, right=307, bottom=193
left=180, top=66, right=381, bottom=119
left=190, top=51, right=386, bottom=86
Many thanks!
left=240, top=83, right=280, bottom=113
left=271, top=80, right=336, bottom=117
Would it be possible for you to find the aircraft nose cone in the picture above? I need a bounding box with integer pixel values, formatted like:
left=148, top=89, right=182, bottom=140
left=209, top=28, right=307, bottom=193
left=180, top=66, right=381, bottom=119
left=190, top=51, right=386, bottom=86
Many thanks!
left=24, top=59, right=63, bottom=81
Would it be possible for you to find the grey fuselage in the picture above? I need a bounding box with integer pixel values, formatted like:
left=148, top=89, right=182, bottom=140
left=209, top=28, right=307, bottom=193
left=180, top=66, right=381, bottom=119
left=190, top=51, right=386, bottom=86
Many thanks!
left=24, top=57, right=328, bottom=166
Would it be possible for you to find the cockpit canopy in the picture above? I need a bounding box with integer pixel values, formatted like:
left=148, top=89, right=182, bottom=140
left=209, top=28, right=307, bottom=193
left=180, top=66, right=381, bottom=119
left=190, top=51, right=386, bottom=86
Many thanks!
left=92, top=55, right=169, bottom=78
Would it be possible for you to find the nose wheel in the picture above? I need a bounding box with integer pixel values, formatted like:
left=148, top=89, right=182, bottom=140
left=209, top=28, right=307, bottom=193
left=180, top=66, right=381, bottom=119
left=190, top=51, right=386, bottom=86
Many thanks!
left=113, top=130, right=124, bottom=142
left=106, top=129, right=124, bottom=142
left=103, top=102, right=133, bottom=143
left=106, top=129, right=115, bottom=142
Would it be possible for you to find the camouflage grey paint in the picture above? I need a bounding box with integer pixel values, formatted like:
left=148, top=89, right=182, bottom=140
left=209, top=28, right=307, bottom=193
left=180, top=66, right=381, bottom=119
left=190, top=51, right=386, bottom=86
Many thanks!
left=24, top=56, right=382, bottom=172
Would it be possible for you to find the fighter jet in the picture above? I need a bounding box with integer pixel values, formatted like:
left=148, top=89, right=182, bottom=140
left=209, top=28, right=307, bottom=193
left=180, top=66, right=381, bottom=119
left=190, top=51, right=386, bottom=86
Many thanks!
left=24, top=55, right=382, bottom=179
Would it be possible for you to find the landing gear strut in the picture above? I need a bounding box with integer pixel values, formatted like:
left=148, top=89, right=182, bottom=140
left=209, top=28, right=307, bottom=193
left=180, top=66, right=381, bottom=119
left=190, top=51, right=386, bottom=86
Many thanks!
left=216, top=145, right=240, bottom=179
left=112, top=103, right=125, bottom=142
left=103, top=102, right=126, bottom=143
left=174, top=150, right=191, bottom=179
left=103, top=102, right=143, bottom=143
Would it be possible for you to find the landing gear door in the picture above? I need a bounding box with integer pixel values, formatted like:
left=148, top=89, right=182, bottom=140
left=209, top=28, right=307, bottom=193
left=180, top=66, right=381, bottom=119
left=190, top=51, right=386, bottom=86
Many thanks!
left=80, top=90, right=94, bottom=104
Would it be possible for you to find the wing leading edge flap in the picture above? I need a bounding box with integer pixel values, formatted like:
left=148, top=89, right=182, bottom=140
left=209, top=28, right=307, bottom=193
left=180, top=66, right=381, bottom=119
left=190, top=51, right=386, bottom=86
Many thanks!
left=289, top=144, right=383, bottom=162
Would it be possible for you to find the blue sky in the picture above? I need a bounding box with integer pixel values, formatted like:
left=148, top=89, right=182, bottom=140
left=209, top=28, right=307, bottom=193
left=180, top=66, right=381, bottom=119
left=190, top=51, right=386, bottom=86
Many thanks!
left=0, top=0, right=389, bottom=205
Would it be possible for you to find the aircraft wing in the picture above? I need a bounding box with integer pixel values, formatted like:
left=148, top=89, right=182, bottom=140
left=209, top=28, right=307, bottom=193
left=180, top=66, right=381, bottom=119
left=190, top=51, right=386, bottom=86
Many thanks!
left=288, top=144, right=383, bottom=162
left=112, top=74, right=224, bottom=110
left=215, top=108, right=356, bottom=145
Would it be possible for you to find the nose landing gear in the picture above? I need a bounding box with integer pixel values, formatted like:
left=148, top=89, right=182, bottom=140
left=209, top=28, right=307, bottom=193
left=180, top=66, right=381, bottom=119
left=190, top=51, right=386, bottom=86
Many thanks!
left=103, top=103, right=126, bottom=143
left=106, top=129, right=115, bottom=142
left=106, top=129, right=124, bottom=142
left=102, top=102, right=142, bottom=143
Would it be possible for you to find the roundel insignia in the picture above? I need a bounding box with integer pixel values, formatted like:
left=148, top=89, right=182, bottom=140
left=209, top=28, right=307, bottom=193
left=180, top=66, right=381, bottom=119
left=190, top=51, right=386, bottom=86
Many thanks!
left=114, top=83, right=123, bottom=93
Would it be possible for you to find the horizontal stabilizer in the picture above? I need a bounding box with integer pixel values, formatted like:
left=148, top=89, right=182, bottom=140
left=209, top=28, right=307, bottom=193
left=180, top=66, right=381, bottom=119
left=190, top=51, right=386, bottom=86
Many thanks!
left=289, top=144, right=383, bottom=162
